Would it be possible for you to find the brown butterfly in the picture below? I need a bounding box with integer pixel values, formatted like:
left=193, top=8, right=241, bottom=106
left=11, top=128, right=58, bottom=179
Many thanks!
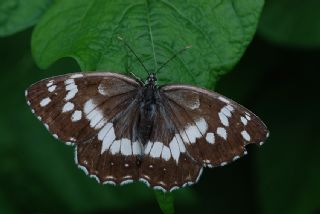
left=25, top=41, right=269, bottom=192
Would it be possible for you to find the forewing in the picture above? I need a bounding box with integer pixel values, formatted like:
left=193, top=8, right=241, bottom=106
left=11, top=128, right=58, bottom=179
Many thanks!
left=160, top=84, right=269, bottom=168
left=25, top=72, right=140, bottom=144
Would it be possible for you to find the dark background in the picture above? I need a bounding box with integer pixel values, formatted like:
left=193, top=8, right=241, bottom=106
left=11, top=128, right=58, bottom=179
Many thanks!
left=1, top=2, right=320, bottom=214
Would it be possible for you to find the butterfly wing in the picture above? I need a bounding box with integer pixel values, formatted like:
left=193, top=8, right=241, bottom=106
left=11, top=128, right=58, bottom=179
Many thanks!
left=159, top=84, right=269, bottom=168
left=26, top=73, right=269, bottom=192
left=139, top=101, right=203, bottom=191
left=75, top=96, right=142, bottom=185
left=26, top=72, right=147, bottom=184
left=26, top=72, right=140, bottom=144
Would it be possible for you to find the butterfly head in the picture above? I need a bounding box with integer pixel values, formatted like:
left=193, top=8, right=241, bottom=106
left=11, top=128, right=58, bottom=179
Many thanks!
left=145, top=73, right=157, bottom=86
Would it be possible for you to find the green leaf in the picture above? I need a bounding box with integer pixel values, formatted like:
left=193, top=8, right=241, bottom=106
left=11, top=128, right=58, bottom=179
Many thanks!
left=258, top=0, right=320, bottom=48
left=0, top=0, right=52, bottom=37
left=154, top=191, right=174, bottom=214
left=32, top=0, right=264, bottom=88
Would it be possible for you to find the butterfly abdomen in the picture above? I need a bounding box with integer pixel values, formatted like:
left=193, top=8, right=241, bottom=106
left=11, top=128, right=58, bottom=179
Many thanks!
left=137, top=86, right=158, bottom=145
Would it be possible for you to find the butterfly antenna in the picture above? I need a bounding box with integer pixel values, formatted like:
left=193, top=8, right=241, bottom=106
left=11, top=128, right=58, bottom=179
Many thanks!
left=156, top=45, right=192, bottom=74
left=118, top=36, right=150, bottom=75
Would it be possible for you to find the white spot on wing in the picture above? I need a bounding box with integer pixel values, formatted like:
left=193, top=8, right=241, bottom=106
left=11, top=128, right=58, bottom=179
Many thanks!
left=185, top=124, right=201, bottom=143
left=95, top=119, right=107, bottom=129
left=44, top=124, right=49, bottom=130
left=217, top=127, right=227, bottom=140
left=48, top=85, right=56, bottom=92
left=218, top=112, right=229, bottom=126
left=62, top=102, right=74, bottom=112
left=65, top=88, right=78, bottom=100
left=120, top=138, right=132, bottom=156
left=195, top=117, right=208, bottom=134
left=65, top=79, right=75, bottom=85
left=74, top=147, right=78, bottom=164
left=150, top=142, right=163, bottom=158
left=120, top=179, right=133, bottom=186
left=40, top=97, right=51, bottom=107
left=103, top=181, right=116, bottom=186
left=132, top=141, right=142, bottom=155
left=233, top=155, right=240, bottom=161
left=144, top=141, right=153, bottom=154
left=241, top=130, right=251, bottom=141
left=241, top=116, right=248, bottom=125
left=161, top=146, right=171, bottom=161
left=139, top=178, right=150, bottom=187
left=64, top=79, right=78, bottom=101
left=98, top=123, right=112, bottom=140
left=84, top=99, right=96, bottom=114
left=110, top=140, right=121, bottom=154
left=153, top=186, right=166, bottom=192
left=221, top=106, right=232, bottom=117
left=101, top=124, right=115, bottom=154
left=84, top=99, right=106, bottom=129
left=71, top=110, right=82, bottom=122
left=179, top=130, right=189, bottom=144
left=46, top=80, right=53, bottom=87
left=220, top=162, right=227, bottom=166
left=205, top=132, right=215, bottom=144
left=175, top=134, right=186, bottom=153
left=89, top=110, right=105, bottom=128
left=245, top=114, right=251, bottom=121
left=90, top=175, right=100, bottom=183
left=78, top=165, right=89, bottom=175
left=226, top=105, right=234, bottom=112
left=70, top=73, right=84, bottom=78
left=218, top=96, right=230, bottom=104
left=169, top=137, right=180, bottom=163
left=170, top=186, right=179, bottom=192
left=180, top=117, right=207, bottom=144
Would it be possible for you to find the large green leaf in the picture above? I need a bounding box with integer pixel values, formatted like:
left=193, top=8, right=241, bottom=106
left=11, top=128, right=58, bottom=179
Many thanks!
left=32, top=0, right=264, bottom=88
left=258, top=0, right=320, bottom=48
left=0, top=0, right=52, bottom=37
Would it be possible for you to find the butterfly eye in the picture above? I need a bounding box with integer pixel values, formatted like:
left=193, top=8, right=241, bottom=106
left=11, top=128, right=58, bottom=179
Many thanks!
left=146, top=74, right=157, bottom=84
left=149, top=74, right=156, bottom=81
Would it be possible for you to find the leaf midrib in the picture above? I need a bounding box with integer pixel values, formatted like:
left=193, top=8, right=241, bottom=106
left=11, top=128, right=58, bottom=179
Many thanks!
left=145, top=0, right=158, bottom=72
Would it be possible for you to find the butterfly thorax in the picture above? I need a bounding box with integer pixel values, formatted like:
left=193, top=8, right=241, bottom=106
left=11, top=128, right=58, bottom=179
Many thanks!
left=137, top=74, right=158, bottom=145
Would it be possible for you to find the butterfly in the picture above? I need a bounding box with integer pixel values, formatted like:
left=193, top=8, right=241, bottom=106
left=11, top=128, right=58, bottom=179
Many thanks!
left=25, top=41, right=269, bottom=192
